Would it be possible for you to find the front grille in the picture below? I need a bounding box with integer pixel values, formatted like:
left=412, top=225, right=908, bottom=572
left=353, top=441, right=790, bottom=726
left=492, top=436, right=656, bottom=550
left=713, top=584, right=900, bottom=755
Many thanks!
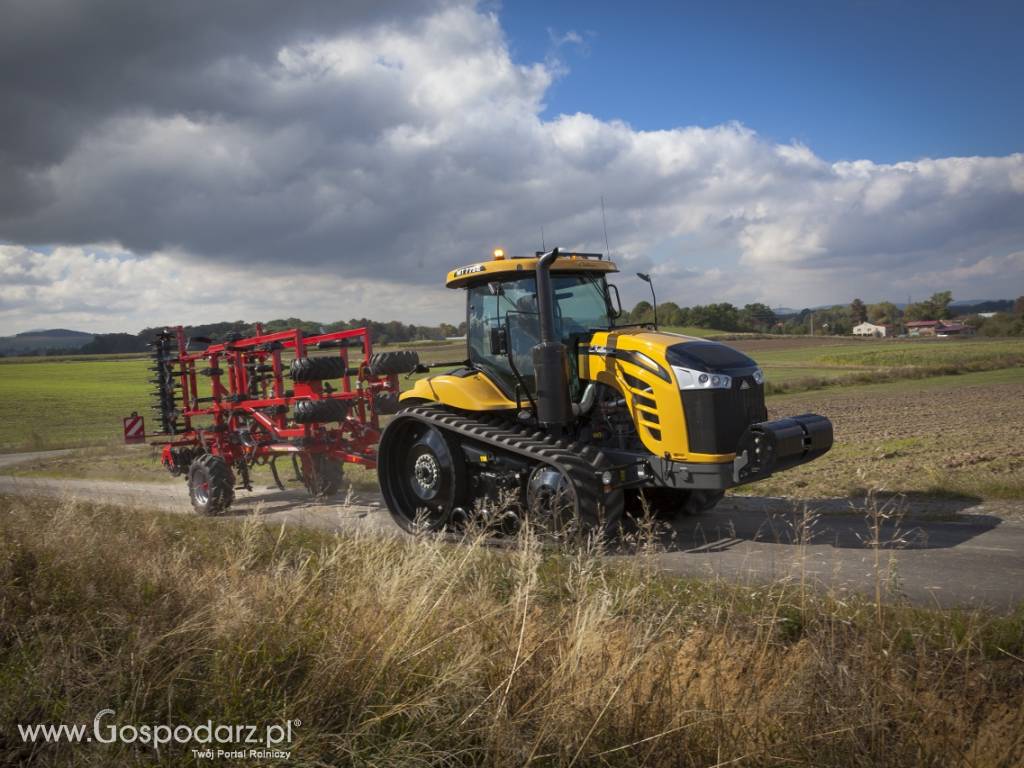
left=681, top=378, right=767, bottom=454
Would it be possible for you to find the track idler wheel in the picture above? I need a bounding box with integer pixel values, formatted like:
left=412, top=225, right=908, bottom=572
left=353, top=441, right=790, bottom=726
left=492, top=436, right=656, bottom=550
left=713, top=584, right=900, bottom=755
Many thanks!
left=526, top=464, right=581, bottom=535
left=378, top=417, right=465, bottom=533
left=187, top=454, right=235, bottom=515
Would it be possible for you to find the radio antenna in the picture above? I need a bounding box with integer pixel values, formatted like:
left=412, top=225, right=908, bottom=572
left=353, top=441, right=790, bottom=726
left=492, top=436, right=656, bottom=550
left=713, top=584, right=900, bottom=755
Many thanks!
left=541, top=225, right=546, bottom=252
left=600, top=195, right=611, bottom=256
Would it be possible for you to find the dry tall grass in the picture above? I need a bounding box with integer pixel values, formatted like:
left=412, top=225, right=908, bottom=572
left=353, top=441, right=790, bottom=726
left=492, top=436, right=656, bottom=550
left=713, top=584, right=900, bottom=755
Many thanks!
left=1, top=494, right=1022, bottom=767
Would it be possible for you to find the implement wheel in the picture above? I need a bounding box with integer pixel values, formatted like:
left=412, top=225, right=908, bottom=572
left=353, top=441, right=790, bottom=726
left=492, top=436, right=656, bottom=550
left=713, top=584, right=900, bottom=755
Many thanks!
left=293, top=398, right=350, bottom=424
left=368, top=350, right=419, bottom=376
left=301, top=454, right=345, bottom=498
left=378, top=416, right=464, bottom=533
left=187, top=454, right=235, bottom=515
left=289, top=356, right=348, bottom=382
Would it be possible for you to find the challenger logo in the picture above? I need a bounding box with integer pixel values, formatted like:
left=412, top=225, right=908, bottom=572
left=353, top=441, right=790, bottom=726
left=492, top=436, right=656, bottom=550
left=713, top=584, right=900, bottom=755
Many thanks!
left=740, top=380, right=750, bottom=389
left=587, top=345, right=611, bottom=355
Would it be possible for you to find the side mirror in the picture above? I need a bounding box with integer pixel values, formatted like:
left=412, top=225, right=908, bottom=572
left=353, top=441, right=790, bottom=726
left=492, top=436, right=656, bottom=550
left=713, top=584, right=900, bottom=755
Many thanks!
left=607, top=284, right=623, bottom=318
left=489, top=325, right=508, bottom=355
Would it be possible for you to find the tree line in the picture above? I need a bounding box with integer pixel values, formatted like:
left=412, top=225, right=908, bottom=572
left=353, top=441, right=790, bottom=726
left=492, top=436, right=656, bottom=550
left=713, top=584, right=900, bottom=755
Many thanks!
left=8, top=291, right=1023, bottom=357
left=73, top=318, right=469, bottom=355
left=621, top=292, right=1024, bottom=336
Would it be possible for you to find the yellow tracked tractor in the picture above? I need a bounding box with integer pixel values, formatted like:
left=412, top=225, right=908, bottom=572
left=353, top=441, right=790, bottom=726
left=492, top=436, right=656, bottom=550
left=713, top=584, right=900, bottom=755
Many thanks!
left=378, top=248, right=832, bottom=535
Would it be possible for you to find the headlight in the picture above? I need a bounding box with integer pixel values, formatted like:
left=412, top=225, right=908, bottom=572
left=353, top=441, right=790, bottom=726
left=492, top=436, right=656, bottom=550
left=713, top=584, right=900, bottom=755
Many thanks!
left=672, top=366, right=733, bottom=390
left=753, top=368, right=765, bottom=385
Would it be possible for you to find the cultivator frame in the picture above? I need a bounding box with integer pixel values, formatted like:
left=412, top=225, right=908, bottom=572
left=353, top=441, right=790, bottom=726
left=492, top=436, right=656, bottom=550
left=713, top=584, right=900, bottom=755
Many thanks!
left=147, top=324, right=416, bottom=514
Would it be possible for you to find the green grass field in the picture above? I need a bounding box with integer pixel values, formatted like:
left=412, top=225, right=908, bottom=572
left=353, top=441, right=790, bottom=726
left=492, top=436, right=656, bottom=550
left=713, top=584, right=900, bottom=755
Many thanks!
left=1, top=335, right=1021, bottom=453
left=0, top=358, right=151, bottom=451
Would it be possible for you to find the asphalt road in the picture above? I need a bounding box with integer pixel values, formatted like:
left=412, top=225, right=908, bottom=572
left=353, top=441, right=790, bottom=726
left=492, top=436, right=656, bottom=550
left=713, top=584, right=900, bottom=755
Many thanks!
left=1, top=454, right=1022, bottom=610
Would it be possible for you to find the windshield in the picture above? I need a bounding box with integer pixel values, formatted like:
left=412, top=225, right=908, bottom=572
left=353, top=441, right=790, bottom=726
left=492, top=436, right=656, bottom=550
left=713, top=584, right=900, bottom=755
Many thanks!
left=551, top=272, right=613, bottom=337
left=467, top=272, right=611, bottom=398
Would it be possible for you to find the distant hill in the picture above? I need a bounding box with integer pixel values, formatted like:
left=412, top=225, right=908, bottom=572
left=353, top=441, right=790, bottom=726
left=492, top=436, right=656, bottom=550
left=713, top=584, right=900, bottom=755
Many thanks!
left=2, top=317, right=467, bottom=356
left=949, top=299, right=1013, bottom=315
left=0, top=328, right=94, bottom=355
left=771, top=304, right=840, bottom=318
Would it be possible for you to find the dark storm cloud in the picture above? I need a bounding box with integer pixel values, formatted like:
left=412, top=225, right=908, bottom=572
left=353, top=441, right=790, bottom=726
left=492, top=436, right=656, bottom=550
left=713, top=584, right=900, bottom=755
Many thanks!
left=0, top=0, right=435, bottom=161
left=0, top=0, right=469, bottom=272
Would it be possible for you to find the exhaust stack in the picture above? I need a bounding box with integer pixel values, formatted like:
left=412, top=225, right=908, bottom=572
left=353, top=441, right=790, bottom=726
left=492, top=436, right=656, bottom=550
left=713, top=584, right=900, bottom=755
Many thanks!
left=532, top=248, right=573, bottom=428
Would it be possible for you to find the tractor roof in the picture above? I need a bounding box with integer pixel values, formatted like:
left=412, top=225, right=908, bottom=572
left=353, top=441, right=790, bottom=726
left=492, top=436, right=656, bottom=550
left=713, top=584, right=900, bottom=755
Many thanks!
left=446, top=251, right=619, bottom=289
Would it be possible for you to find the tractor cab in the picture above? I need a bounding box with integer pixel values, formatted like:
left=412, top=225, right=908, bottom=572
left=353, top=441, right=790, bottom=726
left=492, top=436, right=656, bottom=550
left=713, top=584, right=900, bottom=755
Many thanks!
left=446, top=250, right=620, bottom=402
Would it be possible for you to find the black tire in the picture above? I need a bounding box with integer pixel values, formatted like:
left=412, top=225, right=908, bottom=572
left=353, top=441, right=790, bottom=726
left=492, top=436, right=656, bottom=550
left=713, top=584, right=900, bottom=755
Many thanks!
left=302, top=454, right=345, bottom=498
left=187, top=454, right=235, bottom=515
left=368, top=350, right=419, bottom=376
left=292, top=398, right=350, bottom=424
left=374, top=391, right=400, bottom=415
left=289, top=356, right=348, bottom=382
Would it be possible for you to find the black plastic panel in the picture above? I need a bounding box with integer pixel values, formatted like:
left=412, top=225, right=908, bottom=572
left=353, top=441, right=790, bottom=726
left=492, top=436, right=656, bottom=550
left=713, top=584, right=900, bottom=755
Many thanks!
left=681, top=377, right=767, bottom=453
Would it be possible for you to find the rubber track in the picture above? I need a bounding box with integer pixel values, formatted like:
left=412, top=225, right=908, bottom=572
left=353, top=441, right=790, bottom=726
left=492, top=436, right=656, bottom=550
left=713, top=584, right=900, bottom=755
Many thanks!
left=390, top=405, right=624, bottom=532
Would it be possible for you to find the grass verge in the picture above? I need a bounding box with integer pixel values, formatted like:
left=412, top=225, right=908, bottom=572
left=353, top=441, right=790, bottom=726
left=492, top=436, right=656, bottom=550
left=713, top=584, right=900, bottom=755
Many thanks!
left=1, top=494, right=1022, bottom=766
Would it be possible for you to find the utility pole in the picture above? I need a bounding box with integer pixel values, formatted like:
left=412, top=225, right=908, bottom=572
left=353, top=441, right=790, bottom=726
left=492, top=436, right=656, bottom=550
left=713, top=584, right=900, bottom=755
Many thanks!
left=810, top=311, right=814, bottom=336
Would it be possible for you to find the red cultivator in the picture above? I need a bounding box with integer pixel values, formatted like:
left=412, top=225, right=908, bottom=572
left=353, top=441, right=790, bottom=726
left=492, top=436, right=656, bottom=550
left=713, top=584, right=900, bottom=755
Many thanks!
left=147, top=324, right=418, bottom=514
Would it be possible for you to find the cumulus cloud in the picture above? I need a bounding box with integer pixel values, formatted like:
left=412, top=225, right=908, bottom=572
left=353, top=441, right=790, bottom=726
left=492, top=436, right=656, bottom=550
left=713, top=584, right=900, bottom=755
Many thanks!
left=0, top=0, right=1021, bottom=333
left=0, top=244, right=453, bottom=330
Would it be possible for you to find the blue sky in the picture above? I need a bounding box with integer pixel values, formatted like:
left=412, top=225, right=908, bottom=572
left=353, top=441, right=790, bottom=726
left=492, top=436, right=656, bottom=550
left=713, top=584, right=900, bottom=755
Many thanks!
left=499, top=1, right=1024, bottom=163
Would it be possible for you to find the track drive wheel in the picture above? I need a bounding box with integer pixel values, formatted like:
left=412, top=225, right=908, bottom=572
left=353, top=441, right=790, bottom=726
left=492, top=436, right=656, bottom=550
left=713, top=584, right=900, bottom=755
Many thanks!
left=187, top=454, right=235, bottom=515
left=378, top=417, right=465, bottom=533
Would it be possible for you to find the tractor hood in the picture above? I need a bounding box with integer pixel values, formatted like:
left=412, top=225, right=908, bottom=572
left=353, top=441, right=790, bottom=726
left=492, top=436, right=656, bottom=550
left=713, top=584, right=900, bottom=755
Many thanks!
left=665, top=341, right=758, bottom=374
left=589, top=329, right=758, bottom=374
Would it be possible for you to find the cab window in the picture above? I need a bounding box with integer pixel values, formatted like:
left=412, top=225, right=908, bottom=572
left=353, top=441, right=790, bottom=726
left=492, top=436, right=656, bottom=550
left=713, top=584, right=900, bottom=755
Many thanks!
left=468, top=276, right=538, bottom=398
left=467, top=272, right=612, bottom=399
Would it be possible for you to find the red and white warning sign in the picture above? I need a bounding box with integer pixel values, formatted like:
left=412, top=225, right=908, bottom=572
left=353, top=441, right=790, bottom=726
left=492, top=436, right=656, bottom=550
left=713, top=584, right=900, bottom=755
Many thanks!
left=123, top=412, right=145, bottom=444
